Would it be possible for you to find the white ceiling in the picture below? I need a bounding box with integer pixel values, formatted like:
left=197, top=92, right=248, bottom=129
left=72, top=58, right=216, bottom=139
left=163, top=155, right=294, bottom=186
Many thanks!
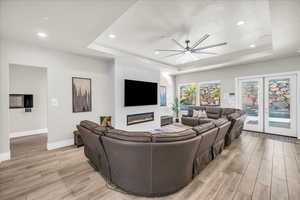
left=1, top=0, right=300, bottom=73
left=93, top=0, right=273, bottom=66
left=0, top=0, right=137, bottom=59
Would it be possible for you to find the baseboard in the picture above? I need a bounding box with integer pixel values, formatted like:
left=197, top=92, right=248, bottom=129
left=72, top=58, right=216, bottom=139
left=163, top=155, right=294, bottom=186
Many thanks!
left=0, top=151, right=11, bottom=162
left=47, top=139, right=73, bottom=150
left=10, top=128, right=48, bottom=138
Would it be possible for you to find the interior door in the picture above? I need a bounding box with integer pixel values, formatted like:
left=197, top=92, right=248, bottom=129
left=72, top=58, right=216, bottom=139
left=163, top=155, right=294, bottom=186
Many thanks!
left=238, top=78, right=264, bottom=132
left=264, top=75, right=297, bottom=137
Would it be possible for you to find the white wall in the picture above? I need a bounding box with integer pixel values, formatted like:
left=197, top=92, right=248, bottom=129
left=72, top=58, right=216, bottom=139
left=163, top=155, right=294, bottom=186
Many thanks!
left=159, top=72, right=176, bottom=116
left=113, top=58, right=161, bottom=131
left=9, top=65, right=47, bottom=134
left=176, top=56, right=300, bottom=107
left=0, top=40, right=114, bottom=156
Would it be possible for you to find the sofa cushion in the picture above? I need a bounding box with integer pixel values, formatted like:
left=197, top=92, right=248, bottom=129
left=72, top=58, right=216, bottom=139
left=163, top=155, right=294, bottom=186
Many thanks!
left=206, top=107, right=222, bottom=119
left=105, top=129, right=152, bottom=142
left=192, top=122, right=216, bottom=135
left=212, top=118, right=229, bottom=127
left=152, top=129, right=197, bottom=142
left=79, top=120, right=110, bottom=135
left=93, top=126, right=109, bottom=135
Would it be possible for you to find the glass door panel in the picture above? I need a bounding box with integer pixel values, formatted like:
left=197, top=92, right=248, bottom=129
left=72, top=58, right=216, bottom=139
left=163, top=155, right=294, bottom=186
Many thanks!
left=238, top=78, right=264, bottom=132
left=264, top=75, right=297, bottom=137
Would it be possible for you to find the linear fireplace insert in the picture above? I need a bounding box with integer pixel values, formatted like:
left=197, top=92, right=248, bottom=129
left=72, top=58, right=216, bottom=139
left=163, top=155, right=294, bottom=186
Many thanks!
left=127, top=112, right=154, bottom=126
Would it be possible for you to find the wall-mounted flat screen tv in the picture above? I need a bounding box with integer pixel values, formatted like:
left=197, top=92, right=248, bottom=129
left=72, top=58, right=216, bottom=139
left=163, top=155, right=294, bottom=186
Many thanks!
left=124, top=79, right=158, bottom=107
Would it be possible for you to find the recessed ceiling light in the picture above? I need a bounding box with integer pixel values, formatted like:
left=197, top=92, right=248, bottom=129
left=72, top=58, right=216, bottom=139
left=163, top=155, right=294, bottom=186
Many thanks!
left=297, top=49, right=300, bottom=53
left=154, top=51, right=159, bottom=55
left=43, top=17, right=49, bottom=20
left=109, top=34, right=116, bottom=39
left=237, top=21, right=245, bottom=26
left=250, top=44, right=256, bottom=48
left=37, top=32, right=48, bottom=38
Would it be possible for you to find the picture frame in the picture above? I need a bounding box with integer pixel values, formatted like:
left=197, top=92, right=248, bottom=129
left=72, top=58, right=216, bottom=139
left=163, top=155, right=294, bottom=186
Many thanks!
left=72, top=77, right=92, bottom=113
left=160, top=85, right=167, bottom=106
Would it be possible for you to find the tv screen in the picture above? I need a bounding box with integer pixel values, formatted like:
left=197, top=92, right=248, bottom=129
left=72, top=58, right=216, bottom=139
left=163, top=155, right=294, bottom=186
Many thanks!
left=24, top=95, right=33, bottom=108
left=125, top=79, right=158, bottom=106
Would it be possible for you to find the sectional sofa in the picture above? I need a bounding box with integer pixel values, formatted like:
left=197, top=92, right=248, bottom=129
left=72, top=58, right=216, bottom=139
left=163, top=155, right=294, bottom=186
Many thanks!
left=77, top=107, right=245, bottom=197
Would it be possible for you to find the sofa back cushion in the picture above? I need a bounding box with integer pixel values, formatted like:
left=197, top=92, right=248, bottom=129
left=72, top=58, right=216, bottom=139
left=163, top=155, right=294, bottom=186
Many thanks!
left=197, top=127, right=219, bottom=153
left=206, top=107, right=222, bottom=119
left=105, top=129, right=152, bottom=142
left=192, top=122, right=216, bottom=135
left=151, top=135, right=202, bottom=194
left=101, top=136, right=152, bottom=195
left=80, top=120, right=107, bottom=135
left=80, top=120, right=99, bottom=129
left=152, top=129, right=197, bottom=142
left=214, top=122, right=231, bottom=143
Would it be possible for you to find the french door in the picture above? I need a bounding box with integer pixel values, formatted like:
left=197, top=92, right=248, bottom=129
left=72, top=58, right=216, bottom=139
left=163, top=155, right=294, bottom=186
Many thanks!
left=238, top=78, right=264, bottom=132
left=264, top=75, right=297, bottom=136
left=237, top=74, right=297, bottom=137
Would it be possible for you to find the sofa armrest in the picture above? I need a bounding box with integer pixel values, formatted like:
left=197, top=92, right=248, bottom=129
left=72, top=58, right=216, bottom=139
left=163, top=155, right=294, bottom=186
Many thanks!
left=181, top=116, right=196, bottom=126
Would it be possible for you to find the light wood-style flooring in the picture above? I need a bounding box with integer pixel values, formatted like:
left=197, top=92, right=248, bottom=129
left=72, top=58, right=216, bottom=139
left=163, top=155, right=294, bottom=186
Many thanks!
left=1, top=132, right=300, bottom=200
left=10, top=134, right=47, bottom=159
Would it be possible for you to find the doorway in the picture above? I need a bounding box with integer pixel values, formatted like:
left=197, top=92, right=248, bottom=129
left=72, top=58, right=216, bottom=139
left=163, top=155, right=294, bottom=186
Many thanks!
left=9, top=64, right=48, bottom=159
left=237, top=73, right=298, bottom=137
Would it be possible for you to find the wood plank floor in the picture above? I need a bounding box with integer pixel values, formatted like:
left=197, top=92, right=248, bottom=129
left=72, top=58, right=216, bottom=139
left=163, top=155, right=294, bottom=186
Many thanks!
left=10, top=134, right=48, bottom=159
left=1, top=131, right=300, bottom=200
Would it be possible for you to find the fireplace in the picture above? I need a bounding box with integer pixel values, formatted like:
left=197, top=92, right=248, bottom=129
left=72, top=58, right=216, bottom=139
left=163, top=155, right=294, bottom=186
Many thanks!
left=127, top=112, right=154, bottom=126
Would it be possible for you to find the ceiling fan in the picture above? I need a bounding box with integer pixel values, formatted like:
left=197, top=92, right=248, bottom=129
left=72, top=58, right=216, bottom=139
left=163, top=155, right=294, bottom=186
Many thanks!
left=155, top=34, right=227, bottom=58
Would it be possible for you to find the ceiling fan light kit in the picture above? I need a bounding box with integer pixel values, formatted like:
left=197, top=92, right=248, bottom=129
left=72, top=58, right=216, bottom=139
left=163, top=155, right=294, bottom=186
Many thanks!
left=155, top=34, right=227, bottom=58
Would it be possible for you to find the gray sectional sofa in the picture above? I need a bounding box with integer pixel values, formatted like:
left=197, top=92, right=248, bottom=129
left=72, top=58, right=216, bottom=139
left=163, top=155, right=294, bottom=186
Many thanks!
left=77, top=107, right=245, bottom=197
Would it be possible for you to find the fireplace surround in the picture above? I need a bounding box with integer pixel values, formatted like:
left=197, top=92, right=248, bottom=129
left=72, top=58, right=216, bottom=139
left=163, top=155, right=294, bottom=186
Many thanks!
left=127, top=112, right=154, bottom=126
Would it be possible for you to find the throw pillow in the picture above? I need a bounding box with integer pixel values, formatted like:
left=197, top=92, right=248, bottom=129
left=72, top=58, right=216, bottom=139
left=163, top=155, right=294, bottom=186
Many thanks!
left=198, top=110, right=208, bottom=118
left=193, top=109, right=200, bottom=117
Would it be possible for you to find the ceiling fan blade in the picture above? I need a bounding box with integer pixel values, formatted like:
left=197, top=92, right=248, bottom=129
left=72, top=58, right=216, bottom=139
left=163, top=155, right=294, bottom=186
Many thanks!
left=171, top=38, right=186, bottom=50
left=191, top=34, right=210, bottom=49
left=193, top=51, right=218, bottom=55
left=163, top=52, right=184, bottom=58
left=194, top=42, right=227, bottom=51
left=155, top=49, right=185, bottom=52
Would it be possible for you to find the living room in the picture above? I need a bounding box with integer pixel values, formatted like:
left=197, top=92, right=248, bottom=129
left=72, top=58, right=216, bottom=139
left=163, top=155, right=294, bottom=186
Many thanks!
left=0, top=0, right=300, bottom=200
